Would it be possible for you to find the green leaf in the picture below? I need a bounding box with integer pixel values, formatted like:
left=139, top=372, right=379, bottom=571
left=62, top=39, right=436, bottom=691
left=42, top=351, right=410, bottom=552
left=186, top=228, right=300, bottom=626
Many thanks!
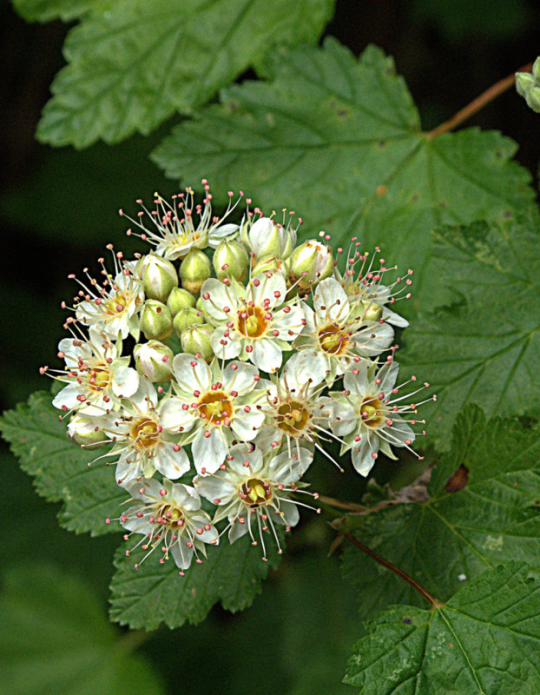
left=0, top=564, right=163, bottom=695
left=345, top=563, right=540, bottom=695
left=12, top=0, right=98, bottom=22
left=153, top=39, right=534, bottom=310
left=37, top=0, right=336, bottom=148
left=0, top=391, right=124, bottom=536
left=341, top=405, right=540, bottom=616
left=401, top=216, right=540, bottom=446
left=110, top=531, right=282, bottom=630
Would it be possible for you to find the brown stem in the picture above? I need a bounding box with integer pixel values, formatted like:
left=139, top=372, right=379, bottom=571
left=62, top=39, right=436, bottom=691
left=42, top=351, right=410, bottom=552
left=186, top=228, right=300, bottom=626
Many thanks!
left=426, top=62, right=533, bottom=140
left=344, top=532, right=442, bottom=608
left=318, top=494, right=367, bottom=512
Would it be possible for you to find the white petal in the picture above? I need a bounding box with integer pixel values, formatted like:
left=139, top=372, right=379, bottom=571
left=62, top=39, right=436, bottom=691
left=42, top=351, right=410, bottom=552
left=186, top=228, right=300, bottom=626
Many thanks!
left=211, top=328, right=242, bottom=360
left=251, top=271, right=286, bottom=308
left=171, top=540, right=195, bottom=570
left=201, top=278, right=239, bottom=320
left=170, top=483, right=201, bottom=511
left=248, top=217, right=274, bottom=255
left=192, top=428, right=228, bottom=474
left=223, top=361, right=259, bottom=395
left=253, top=339, right=282, bottom=374
left=194, top=473, right=235, bottom=505
left=111, top=365, right=139, bottom=398
left=52, top=384, right=81, bottom=410
left=159, top=398, right=197, bottom=432
left=382, top=306, right=409, bottom=328
left=115, top=456, right=144, bottom=487
left=231, top=410, right=265, bottom=442
left=153, top=443, right=191, bottom=479
left=351, top=437, right=379, bottom=476
left=228, top=520, right=249, bottom=543
left=284, top=350, right=327, bottom=391
left=279, top=500, right=300, bottom=527
left=343, top=362, right=370, bottom=395
left=377, top=360, right=400, bottom=393
left=314, top=278, right=349, bottom=321
left=208, top=223, right=240, bottom=247
left=228, top=444, right=263, bottom=475
left=354, top=322, right=394, bottom=357
left=172, top=354, right=211, bottom=394
left=130, top=379, right=158, bottom=411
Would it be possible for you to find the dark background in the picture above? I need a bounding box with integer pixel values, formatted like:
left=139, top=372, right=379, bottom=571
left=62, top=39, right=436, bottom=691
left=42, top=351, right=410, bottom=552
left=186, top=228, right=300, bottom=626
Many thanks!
left=1, top=1, right=539, bottom=692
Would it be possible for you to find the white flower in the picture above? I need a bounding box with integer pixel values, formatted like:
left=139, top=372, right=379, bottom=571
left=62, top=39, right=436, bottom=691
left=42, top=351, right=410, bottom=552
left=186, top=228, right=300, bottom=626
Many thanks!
left=194, top=443, right=316, bottom=559
left=103, top=380, right=191, bottom=486
left=114, top=477, right=218, bottom=573
left=70, top=252, right=144, bottom=340
left=295, top=277, right=394, bottom=381
left=255, top=350, right=344, bottom=471
left=120, top=184, right=242, bottom=260
left=201, top=271, right=305, bottom=373
left=159, top=355, right=266, bottom=475
left=326, top=360, right=434, bottom=476
left=334, top=246, right=413, bottom=328
left=50, top=328, right=139, bottom=417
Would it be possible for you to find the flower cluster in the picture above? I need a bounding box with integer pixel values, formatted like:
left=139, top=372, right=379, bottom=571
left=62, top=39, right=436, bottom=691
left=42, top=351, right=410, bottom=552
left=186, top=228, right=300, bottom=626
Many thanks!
left=44, top=181, right=435, bottom=572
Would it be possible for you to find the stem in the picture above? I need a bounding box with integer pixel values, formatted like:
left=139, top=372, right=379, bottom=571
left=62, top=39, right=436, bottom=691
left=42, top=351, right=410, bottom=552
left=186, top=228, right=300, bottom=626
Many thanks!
left=344, top=532, right=442, bottom=608
left=318, top=494, right=367, bottom=513
left=426, top=62, right=533, bottom=139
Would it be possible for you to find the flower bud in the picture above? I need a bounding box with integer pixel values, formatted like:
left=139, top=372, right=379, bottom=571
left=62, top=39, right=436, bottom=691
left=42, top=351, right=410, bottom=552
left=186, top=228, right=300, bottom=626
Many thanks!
left=173, top=307, right=205, bottom=336
left=349, top=299, right=383, bottom=323
left=68, top=415, right=108, bottom=447
left=140, top=300, right=174, bottom=340
left=289, top=239, right=334, bottom=292
left=181, top=324, right=214, bottom=362
left=252, top=254, right=288, bottom=277
left=242, top=216, right=297, bottom=260
left=516, top=59, right=540, bottom=113
left=134, top=340, right=174, bottom=382
left=213, top=240, right=249, bottom=282
left=137, top=253, right=178, bottom=302
left=167, top=287, right=196, bottom=316
left=179, top=248, right=212, bottom=296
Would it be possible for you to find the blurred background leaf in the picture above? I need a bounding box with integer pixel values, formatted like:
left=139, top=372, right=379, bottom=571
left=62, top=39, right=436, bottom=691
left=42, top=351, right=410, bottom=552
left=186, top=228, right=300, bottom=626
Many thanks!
left=0, top=563, right=164, bottom=695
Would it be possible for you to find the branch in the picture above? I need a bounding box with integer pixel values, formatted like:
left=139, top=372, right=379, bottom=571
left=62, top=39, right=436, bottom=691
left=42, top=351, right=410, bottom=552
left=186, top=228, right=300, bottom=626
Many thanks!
left=344, top=532, right=442, bottom=609
left=426, top=62, right=533, bottom=139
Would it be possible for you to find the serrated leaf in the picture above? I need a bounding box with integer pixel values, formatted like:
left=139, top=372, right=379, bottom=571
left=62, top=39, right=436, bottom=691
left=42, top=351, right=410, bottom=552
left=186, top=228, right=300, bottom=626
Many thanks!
left=0, top=564, right=163, bottom=695
left=110, top=531, right=282, bottom=630
left=345, top=563, right=540, bottom=695
left=12, top=0, right=99, bottom=22
left=401, top=216, right=540, bottom=446
left=37, top=0, right=336, bottom=148
left=341, top=405, right=540, bottom=616
left=0, top=391, right=124, bottom=535
left=153, top=39, right=534, bottom=310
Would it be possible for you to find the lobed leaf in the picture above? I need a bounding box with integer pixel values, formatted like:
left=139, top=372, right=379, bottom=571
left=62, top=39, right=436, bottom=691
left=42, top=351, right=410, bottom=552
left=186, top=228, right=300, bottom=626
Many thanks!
left=153, top=39, right=534, bottom=310
left=0, top=564, right=164, bottom=695
left=341, top=405, right=540, bottom=616
left=0, top=391, right=125, bottom=536
left=12, top=0, right=99, bottom=22
left=37, top=0, right=336, bottom=148
left=110, top=531, right=282, bottom=630
left=401, top=216, right=540, bottom=445
left=345, top=563, right=540, bottom=695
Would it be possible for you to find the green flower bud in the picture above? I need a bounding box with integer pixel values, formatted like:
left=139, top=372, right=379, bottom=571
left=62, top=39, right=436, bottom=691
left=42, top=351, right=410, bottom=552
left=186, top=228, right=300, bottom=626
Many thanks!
left=349, top=299, right=383, bottom=323
left=289, top=239, right=334, bottom=293
left=138, top=253, right=178, bottom=302
left=213, top=240, right=249, bottom=282
left=167, top=286, right=196, bottom=316
left=516, top=59, right=540, bottom=113
left=181, top=324, right=214, bottom=362
left=179, top=248, right=212, bottom=296
left=173, top=307, right=205, bottom=336
left=252, top=254, right=288, bottom=277
left=241, top=216, right=297, bottom=260
left=68, top=415, right=108, bottom=447
left=134, top=340, right=174, bottom=382
left=140, top=300, right=174, bottom=340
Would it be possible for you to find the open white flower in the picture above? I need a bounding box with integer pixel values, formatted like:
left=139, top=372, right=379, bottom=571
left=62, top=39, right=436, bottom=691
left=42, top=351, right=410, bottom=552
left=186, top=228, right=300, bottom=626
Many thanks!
left=70, top=251, right=144, bottom=340
left=159, top=354, right=266, bottom=475
left=334, top=245, right=413, bottom=328
left=255, top=350, right=344, bottom=470
left=241, top=214, right=297, bottom=260
left=103, top=380, right=191, bottom=486
left=50, top=328, right=139, bottom=417
left=120, top=184, right=241, bottom=260
left=194, top=443, right=316, bottom=559
left=326, top=360, right=434, bottom=476
left=201, top=271, right=305, bottom=373
left=295, top=277, right=394, bottom=381
left=114, top=477, right=218, bottom=573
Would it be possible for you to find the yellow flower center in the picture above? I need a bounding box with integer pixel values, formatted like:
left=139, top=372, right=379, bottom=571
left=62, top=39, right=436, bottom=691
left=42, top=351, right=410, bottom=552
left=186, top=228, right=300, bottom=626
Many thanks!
left=318, top=323, right=350, bottom=355
left=360, top=397, right=385, bottom=428
left=199, top=391, right=233, bottom=426
left=86, top=363, right=111, bottom=392
left=157, top=504, right=185, bottom=528
left=276, top=399, right=311, bottom=435
left=131, top=417, right=160, bottom=449
left=237, top=305, right=268, bottom=338
left=241, top=478, right=272, bottom=506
